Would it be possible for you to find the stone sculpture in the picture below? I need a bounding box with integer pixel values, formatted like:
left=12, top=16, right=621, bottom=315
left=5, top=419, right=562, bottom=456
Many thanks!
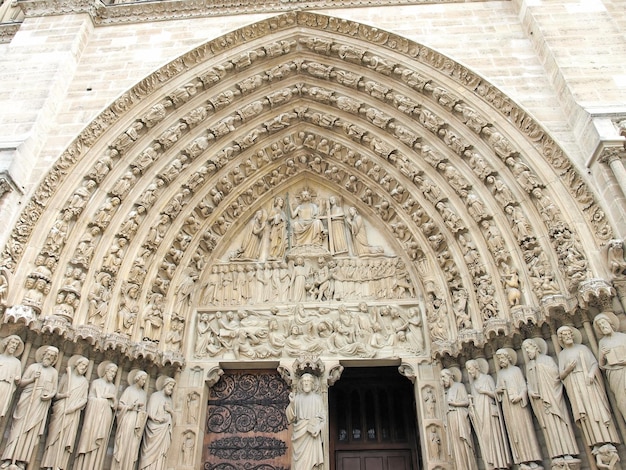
left=556, top=326, right=619, bottom=447
left=521, top=338, right=579, bottom=461
left=240, top=209, right=267, bottom=260
left=111, top=369, right=148, bottom=470
left=593, top=312, right=626, bottom=423
left=41, top=355, right=89, bottom=470
left=74, top=361, right=118, bottom=470
left=291, top=189, right=325, bottom=247
left=0, top=335, right=23, bottom=418
left=139, top=376, right=176, bottom=470
left=346, top=206, right=382, bottom=255
left=441, top=368, right=477, bottom=470
left=1, top=346, right=59, bottom=470
left=494, top=348, right=543, bottom=468
left=286, top=373, right=325, bottom=470
left=465, top=358, right=511, bottom=470
left=268, top=196, right=287, bottom=259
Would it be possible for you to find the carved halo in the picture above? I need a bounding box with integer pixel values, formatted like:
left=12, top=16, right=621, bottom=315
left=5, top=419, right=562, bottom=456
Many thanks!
left=592, top=311, right=620, bottom=335
left=97, top=360, right=118, bottom=378
left=127, top=368, right=148, bottom=386
left=0, top=334, right=24, bottom=357
left=521, top=337, right=548, bottom=364
left=156, top=375, right=176, bottom=391
left=474, top=357, right=490, bottom=374
left=448, top=366, right=462, bottom=383
left=35, top=345, right=59, bottom=364
left=556, top=325, right=583, bottom=346
left=68, top=354, right=88, bottom=370
left=495, top=347, right=518, bottom=366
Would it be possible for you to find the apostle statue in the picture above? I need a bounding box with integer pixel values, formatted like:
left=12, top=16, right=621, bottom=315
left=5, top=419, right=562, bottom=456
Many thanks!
left=440, top=368, right=477, bottom=470
left=494, top=348, right=543, bottom=468
left=593, top=312, right=626, bottom=423
left=521, top=338, right=579, bottom=461
left=74, top=361, right=118, bottom=470
left=41, top=355, right=90, bottom=470
left=557, top=326, right=619, bottom=447
left=111, top=369, right=149, bottom=470
left=465, top=358, right=511, bottom=470
left=291, top=189, right=325, bottom=247
left=286, top=373, right=325, bottom=470
left=0, top=335, right=24, bottom=418
left=139, top=376, right=176, bottom=470
left=0, top=345, right=59, bottom=470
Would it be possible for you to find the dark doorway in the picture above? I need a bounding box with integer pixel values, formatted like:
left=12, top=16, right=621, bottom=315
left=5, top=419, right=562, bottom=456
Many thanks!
left=329, top=367, right=420, bottom=470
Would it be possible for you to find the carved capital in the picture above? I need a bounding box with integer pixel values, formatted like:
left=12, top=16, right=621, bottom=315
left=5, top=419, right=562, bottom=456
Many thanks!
left=398, top=362, right=416, bottom=384
left=206, top=366, right=224, bottom=387
left=598, top=145, right=626, bottom=165
left=327, top=364, right=344, bottom=386
left=577, top=278, right=615, bottom=308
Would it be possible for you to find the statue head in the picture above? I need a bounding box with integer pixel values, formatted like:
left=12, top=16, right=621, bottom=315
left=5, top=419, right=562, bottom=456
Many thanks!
left=593, top=312, right=618, bottom=337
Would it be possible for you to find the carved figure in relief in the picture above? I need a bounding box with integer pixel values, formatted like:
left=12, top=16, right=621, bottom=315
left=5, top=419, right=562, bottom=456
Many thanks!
left=240, top=210, right=267, bottom=260
left=181, top=430, right=195, bottom=466
left=593, top=312, right=626, bottom=424
left=139, top=376, right=176, bottom=470
left=593, top=444, right=620, bottom=470
left=41, top=355, right=89, bottom=470
left=607, top=239, right=626, bottom=277
left=522, top=338, right=579, bottom=460
left=267, top=196, right=287, bottom=260
left=291, top=190, right=326, bottom=247
left=111, top=370, right=149, bottom=470
left=494, top=349, right=543, bottom=467
left=347, top=207, right=383, bottom=256
left=286, top=374, right=325, bottom=470
left=502, top=264, right=521, bottom=307
left=1, top=346, right=59, bottom=469
left=290, top=257, right=309, bottom=302
left=557, top=326, right=619, bottom=446
left=441, top=369, right=477, bottom=470
left=74, top=361, right=118, bottom=470
left=0, top=335, right=24, bottom=418
left=465, top=359, right=511, bottom=470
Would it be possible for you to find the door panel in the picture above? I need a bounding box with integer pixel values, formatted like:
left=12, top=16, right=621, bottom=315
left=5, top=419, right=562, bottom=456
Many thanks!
left=337, top=450, right=412, bottom=470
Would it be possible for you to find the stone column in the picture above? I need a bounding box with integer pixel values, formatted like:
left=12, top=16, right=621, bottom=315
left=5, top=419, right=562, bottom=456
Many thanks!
left=600, top=148, right=626, bottom=202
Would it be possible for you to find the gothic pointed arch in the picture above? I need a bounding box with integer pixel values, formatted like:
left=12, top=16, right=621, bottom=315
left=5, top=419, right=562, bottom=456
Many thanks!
left=0, top=11, right=617, bottom=367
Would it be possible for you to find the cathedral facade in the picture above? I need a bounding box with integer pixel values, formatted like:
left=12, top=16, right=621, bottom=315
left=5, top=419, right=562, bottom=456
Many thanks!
left=0, top=1, right=625, bottom=469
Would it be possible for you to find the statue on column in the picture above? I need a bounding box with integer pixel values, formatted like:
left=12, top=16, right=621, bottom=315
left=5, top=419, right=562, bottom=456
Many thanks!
left=521, top=338, right=579, bottom=462
left=139, top=376, right=176, bottom=470
left=291, top=189, right=326, bottom=247
left=1, top=345, right=59, bottom=470
left=465, top=358, right=511, bottom=470
left=0, top=335, right=24, bottom=418
left=111, top=369, right=149, bottom=470
left=74, top=361, right=119, bottom=470
left=556, top=326, right=619, bottom=448
left=286, top=373, right=325, bottom=470
left=440, top=368, right=478, bottom=470
left=593, top=312, right=626, bottom=424
left=41, top=355, right=90, bottom=470
left=494, top=348, right=543, bottom=468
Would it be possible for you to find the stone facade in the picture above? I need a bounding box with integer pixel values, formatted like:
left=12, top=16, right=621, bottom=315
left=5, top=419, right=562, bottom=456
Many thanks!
left=0, top=1, right=625, bottom=469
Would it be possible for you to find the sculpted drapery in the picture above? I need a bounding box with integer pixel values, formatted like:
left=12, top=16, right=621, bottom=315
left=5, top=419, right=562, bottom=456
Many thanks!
left=0, top=335, right=24, bottom=418
left=1, top=346, right=59, bottom=468
left=291, top=190, right=325, bottom=247
left=557, top=326, right=619, bottom=446
left=74, top=361, right=118, bottom=470
left=111, top=369, right=149, bottom=470
left=494, top=349, right=542, bottom=466
left=41, top=355, right=89, bottom=470
left=139, top=377, right=176, bottom=470
left=441, top=369, right=477, bottom=470
left=522, top=338, right=578, bottom=459
left=286, top=373, right=325, bottom=470
left=594, top=313, right=626, bottom=424
left=465, top=359, right=511, bottom=470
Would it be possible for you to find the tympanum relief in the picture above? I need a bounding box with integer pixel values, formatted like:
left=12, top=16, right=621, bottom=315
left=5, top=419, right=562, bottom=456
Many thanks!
left=193, top=186, right=423, bottom=360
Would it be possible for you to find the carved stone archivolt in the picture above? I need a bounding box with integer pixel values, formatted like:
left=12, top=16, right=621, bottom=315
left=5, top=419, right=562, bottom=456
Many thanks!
left=1, top=11, right=625, bottom=470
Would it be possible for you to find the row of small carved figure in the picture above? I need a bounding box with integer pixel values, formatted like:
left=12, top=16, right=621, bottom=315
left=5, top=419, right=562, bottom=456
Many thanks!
left=194, top=304, right=424, bottom=359
left=0, top=336, right=176, bottom=470
left=439, top=318, right=626, bottom=470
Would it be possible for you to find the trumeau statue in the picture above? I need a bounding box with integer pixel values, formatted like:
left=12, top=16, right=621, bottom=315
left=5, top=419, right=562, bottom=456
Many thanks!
left=521, top=338, right=579, bottom=461
left=494, top=348, right=543, bottom=468
left=556, top=326, right=619, bottom=447
left=441, top=368, right=477, bottom=470
left=111, top=370, right=148, bottom=470
left=74, top=361, right=118, bottom=470
left=0, top=335, right=24, bottom=418
left=41, top=355, right=89, bottom=470
left=286, top=373, right=325, bottom=470
left=1, top=345, right=59, bottom=470
left=593, top=312, right=626, bottom=424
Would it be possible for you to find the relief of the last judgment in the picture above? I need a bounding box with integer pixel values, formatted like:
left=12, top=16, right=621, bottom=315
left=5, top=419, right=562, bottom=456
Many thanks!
left=193, top=185, right=423, bottom=360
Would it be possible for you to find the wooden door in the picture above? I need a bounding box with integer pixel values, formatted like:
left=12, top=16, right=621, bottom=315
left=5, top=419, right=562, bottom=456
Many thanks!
left=203, top=370, right=291, bottom=470
left=337, top=450, right=413, bottom=470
